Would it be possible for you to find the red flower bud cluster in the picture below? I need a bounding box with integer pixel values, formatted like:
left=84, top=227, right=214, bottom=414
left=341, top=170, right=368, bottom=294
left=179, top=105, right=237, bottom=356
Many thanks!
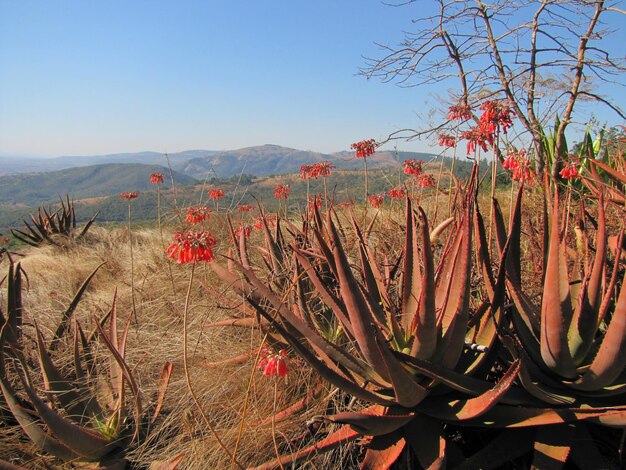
left=479, top=100, right=513, bottom=136
left=150, top=173, right=165, bottom=184
left=417, top=174, right=436, bottom=188
left=559, top=162, right=579, bottom=180
left=185, top=206, right=210, bottom=224
left=502, top=148, right=536, bottom=184
left=462, top=126, right=494, bottom=154
left=166, top=231, right=217, bottom=264
left=338, top=200, right=355, bottom=209
left=258, top=348, right=288, bottom=377
left=448, top=103, right=472, bottom=121
left=234, top=225, right=251, bottom=239
left=253, top=213, right=278, bottom=231
left=308, top=194, right=323, bottom=210
left=438, top=134, right=457, bottom=148
left=351, top=139, right=376, bottom=159
left=119, top=192, right=139, bottom=200
left=403, top=159, right=424, bottom=177
left=237, top=204, right=254, bottom=213
left=368, top=193, right=385, bottom=208
left=274, top=184, right=291, bottom=200
left=387, top=186, right=407, bottom=200
left=208, top=189, right=225, bottom=199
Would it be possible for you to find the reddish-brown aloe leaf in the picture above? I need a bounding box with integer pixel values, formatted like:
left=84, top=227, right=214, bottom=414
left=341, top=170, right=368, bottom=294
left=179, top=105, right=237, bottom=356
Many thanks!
left=360, top=430, right=406, bottom=470
left=151, top=361, right=173, bottom=424
left=408, top=207, right=438, bottom=361
left=455, top=428, right=534, bottom=470
left=322, top=405, right=414, bottom=436
left=531, top=424, right=573, bottom=470
left=400, top=198, right=422, bottom=331
left=0, top=369, right=81, bottom=461
left=573, top=275, right=626, bottom=391
left=403, top=414, right=446, bottom=470
left=202, top=317, right=266, bottom=329
left=589, top=158, right=626, bottom=185
left=198, top=350, right=253, bottom=368
left=14, top=354, right=118, bottom=460
left=252, top=384, right=324, bottom=426
left=248, top=424, right=360, bottom=470
left=541, top=189, right=577, bottom=378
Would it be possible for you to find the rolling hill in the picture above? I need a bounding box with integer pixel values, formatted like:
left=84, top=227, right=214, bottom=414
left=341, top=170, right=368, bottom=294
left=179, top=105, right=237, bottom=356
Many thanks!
left=0, top=163, right=197, bottom=206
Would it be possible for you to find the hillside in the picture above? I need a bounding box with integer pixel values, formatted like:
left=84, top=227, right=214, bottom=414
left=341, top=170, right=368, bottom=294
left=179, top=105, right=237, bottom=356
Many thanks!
left=0, top=163, right=197, bottom=206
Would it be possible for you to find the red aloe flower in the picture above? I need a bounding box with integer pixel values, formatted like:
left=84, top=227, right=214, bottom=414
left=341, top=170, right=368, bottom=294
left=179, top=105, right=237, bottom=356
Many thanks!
left=300, top=164, right=313, bottom=179
left=559, top=162, right=580, bottom=180
left=150, top=172, right=165, bottom=184
left=234, top=225, right=251, bottom=239
left=120, top=192, right=139, bottom=200
left=503, top=148, right=536, bottom=184
left=448, top=103, right=472, bottom=121
left=417, top=174, right=436, bottom=188
left=274, top=184, right=291, bottom=200
left=237, top=204, right=254, bottom=213
left=185, top=206, right=211, bottom=224
left=257, top=348, right=288, bottom=377
left=253, top=213, right=278, bottom=231
left=308, top=194, right=323, bottom=210
left=350, top=139, right=376, bottom=159
left=403, top=159, right=424, bottom=177
left=368, top=193, right=385, bottom=208
left=387, top=186, right=407, bottom=199
left=338, top=200, right=355, bottom=209
left=166, top=231, right=217, bottom=264
left=438, top=133, right=457, bottom=148
left=208, top=189, right=225, bottom=199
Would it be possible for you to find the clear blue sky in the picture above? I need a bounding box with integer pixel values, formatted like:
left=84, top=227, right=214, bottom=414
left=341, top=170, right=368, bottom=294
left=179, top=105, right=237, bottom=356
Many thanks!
left=1, top=1, right=624, bottom=158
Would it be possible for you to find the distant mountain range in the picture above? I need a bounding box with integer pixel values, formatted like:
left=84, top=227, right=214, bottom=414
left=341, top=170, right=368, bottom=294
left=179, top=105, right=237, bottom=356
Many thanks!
left=0, top=144, right=437, bottom=208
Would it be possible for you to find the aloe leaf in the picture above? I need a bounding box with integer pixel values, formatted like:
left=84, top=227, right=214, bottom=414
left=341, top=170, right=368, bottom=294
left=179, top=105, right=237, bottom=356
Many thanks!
left=541, top=190, right=577, bottom=378
left=0, top=371, right=81, bottom=461
left=322, top=405, right=414, bottom=436
left=400, top=198, right=422, bottom=330
left=573, top=275, right=626, bottom=391
left=531, top=424, right=574, bottom=469
left=407, top=208, right=438, bottom=361
left=360, top=430, right=406, bottom=470
left=403, top=414, right=446, bottom=470
left=13, top=353, right=117, bottom=460
left=589, top=158, right=626, bottom=185
left=570, top=193, right=607, bottom=363
left=34, top=322, right=101, bottom=422
left=10, top=229, right=42, bottom=247
left=248, top=424, right=360, bottom=470
left=2, top=262, right=23, bottom=347
left=50, top=262, right=104, bottom=350
left=78, top=211, right=99, bottom=239
left=473, top=202, right=495, bottom=300
left=151, top=361, right=173, bottom=423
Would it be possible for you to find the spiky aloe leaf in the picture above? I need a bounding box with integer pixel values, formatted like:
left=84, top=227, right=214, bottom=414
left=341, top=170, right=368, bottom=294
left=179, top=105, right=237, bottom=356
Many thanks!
left=50, top=262, right=104, bottom=350
left=151, top=361, right=173, bottom=424
left=360, top=430, right=406, bottom=470
left=248, top=424, right=360, bottom=470
left=321, top=405, right=414, bottom=436
left=572, top=273, right=626, bottom=391
left=541, top=190, right=577, bottom=378
left=400, top=197, right=423, bottom=330
left=408, top=207, right=438, bottom=361
left=0, top=370, right=81, bottom=461
left=77, top=211, right=99, bottom=239
left=403, top=415, right=446, bottom=470
left=531, top=423, right=573, bottom=469
left=1, top=262, right=24, bottom=348
left=455, top=429, right=534, bottom=470
left=589, top=158, right=626, bottom=185
left=13, top=352, right=118, bottom=460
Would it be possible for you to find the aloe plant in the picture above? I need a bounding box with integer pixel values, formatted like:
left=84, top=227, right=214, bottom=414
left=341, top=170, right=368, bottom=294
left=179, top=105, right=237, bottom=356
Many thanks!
left=0, top=262, right=175, bottom=467
left=11, top=195, right=98, bottom=247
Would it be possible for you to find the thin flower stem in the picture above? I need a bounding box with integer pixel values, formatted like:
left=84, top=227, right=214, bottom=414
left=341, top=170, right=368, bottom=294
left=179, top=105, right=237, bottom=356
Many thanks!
left=272, top=380, right=285, bottom=470
left=182, top=264, right=244, bottom=470
left=128, top=201, right=137, bottom=325
left=157, top=187, right=177, bottom=297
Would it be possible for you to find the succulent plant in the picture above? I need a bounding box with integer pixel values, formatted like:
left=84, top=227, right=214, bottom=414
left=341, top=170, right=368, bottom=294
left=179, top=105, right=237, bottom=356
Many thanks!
left=0, top=261, right=175, bottom=467
left=11, top=194, right=98, bottom=247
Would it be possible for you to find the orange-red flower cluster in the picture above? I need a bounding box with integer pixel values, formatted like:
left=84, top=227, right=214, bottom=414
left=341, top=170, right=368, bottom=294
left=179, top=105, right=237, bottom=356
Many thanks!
left=479, top=100, right=513, bottom=136
left=559, top=162, right=579, bottom=180
left=300, top=164, right=312, bottom=179
left=462, top=126, right=493, bottom=154
left=150, top=172, right=165, bottom=184
left=417, top=174, right=436, bottom=188
left=258, top=348, right=288, bottom=377
left=185, top=206, right=210, bottom=224
left=237, top=204, right=254, bottom=213
left=208, top=189, right=225, bottom=199
left=502, top=149, right=536, bottom=184
left=368, top=193, right=385, bottom=208
left=387, top=186, right=407, bottom=200
left=119, top=192, right=139, bottom=200
left=234, top=225, right=251, bottom=239
left=310, top=161, right=335, bottom=178
left=403, top=159, right=423, bottom=177
left=438, top=133, right=457, bottom=148
left=274, top=184, right=291, bottom=200
left=338, top=200, right=355, bottom=209
left=351, top=139, right=376, bottom=159
left=166, top=231, right=217, bottom=264
left=253, top=213, right=278, bottom=231
left=448, top=103, right=472, bottom=121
